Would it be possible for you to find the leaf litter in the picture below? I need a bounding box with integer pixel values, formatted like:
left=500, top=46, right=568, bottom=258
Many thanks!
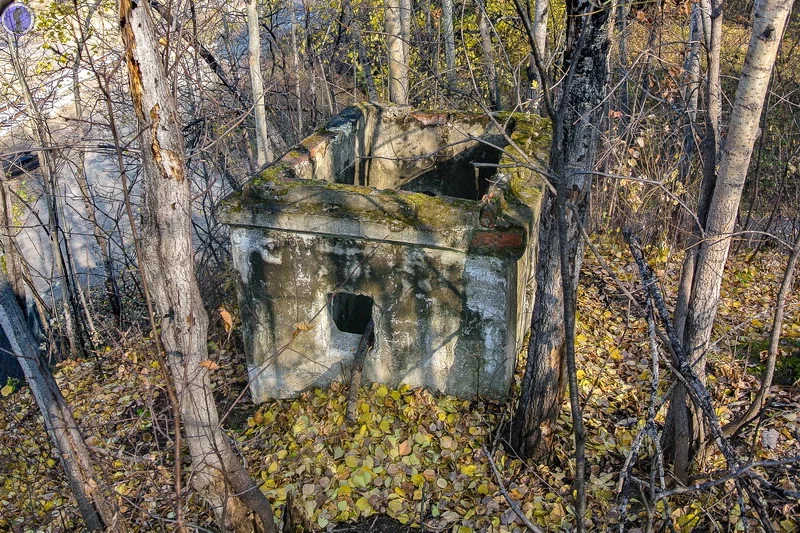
left=0, top=238, right=798, bottom=531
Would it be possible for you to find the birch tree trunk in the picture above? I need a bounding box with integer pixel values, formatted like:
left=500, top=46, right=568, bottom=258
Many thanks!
left=701, top=0, right=723, bottom=187
left=512, top=0, right=611, bottom=459
left=528, top=0, right=549, bottom=109
left=664, top=1, right=704, bottom=482
left=118, top=1, right=278, bottom=531
left=400, top=0, right=411, bottom=74
left=247, top=0, right=271, bottom=166
left=0, top=271, right=120, bottom=530
left=441, top=0, right=456, bottom=87
left=290, top=0, right=304, bottom=136
left=475, top=0, right=500, bottom=110
left=532, top=0, right=548, bottom=61
left=386, top=0, right=409, bottom=104
left=665, top=0, right=794, bottom=480
left=674, top=2, right=701, bottom=210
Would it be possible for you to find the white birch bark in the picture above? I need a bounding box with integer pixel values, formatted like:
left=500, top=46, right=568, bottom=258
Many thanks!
left=442, top=0, right=456, bottom=86
left=532, top=0, right=548, bottom=65
left=400, top=0, right=411, bottom=72
left=663, top=0, right=795, bottom=481
left=247, top=0, right=271, bottom=166
left=684, top=0, right=794, bottom=370
left=118, top=0, right=277, bottom=530
left=386, top=0, right=409, bottom=104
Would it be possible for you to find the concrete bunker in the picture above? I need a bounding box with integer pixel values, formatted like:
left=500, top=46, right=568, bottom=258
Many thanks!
left=218, top=104, right=549, bottom=401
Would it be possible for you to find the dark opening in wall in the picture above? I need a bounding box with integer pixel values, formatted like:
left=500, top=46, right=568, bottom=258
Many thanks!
left=399, top=135, right=508, bottom=200
left=330, top=293, right=374, bottom=334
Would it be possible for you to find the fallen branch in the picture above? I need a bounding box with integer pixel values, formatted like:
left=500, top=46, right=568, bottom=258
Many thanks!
left=655, top=456, right=800, bottom=501
left=624, top=228, right=741, bottom=471
left=624, top=229, right=797, bottom=532
left=617, top=300, right=672, bottom=532
left=482, top=445, right=545, bottom=533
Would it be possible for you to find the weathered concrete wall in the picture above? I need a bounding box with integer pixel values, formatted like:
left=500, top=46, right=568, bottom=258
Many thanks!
left=219, top=104, right=549, bottom=401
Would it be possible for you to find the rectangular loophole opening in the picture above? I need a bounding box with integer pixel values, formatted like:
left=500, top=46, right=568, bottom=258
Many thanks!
left=330, top=293, right=374, bottom=334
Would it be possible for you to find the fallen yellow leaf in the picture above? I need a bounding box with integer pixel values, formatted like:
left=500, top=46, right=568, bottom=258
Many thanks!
left=199, top=360, right=220, bottom=371
left=218, top=306, right=234, bottom=332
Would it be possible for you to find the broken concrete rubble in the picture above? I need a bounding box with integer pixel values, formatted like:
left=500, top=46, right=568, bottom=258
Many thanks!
left=218, top=103, right=549, bottom=401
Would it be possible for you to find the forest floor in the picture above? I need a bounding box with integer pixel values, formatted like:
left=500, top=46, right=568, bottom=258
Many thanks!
left=1, top=234, right=799, bottom=532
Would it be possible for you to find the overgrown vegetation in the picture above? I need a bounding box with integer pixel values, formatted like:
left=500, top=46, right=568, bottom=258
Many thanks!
left=1, top=0, right=799, bottom=530
left=1, top=238, right=797, bottom=531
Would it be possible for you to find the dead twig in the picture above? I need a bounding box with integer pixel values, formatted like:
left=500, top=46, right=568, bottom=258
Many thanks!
left=481, top=445, right=545, bottom=533
left=654, top=456, right=800, bottom=501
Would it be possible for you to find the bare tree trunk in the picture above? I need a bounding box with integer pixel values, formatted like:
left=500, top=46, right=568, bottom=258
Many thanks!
left=400, top=0, right=411, bottom=75
left=667, top=0, right=722, bottom=481
left=118, top=1, right=278, bottom=531
left=7, top=35, right=85, bottom=359
left=290, top=0, right=304, bottom=137
left=346, top=319, right=375, bottom=422
left=527, top=0, right=549, bottom=110
left=672, top=2, right=701, bottom=224
left=441, top=0, right=456, bottom=87
left=613, top=0, right=630, bottom=132
left=665, top=2, right=704, bottom=482
left=696, top=0, right=722, bottom=204
left=475, top=0, right=500, bottom=110
left=512, top=0, right=611, bottom=460
left=532, top=0, right=548, bottom=62
left=0, top=174, right=27, bottom=314
left=247, top=0, right=271, bottom=166
left=0, top=271, right=120, bottom=530
left=665, top=0, right=794, bottom=480
left=386, top=0, right=409, bottom=104
left=72, top=16, right=122, bottom=329
left=301, top=0, right=319, bottom=128
left=0, top=170, right=27, bottom=381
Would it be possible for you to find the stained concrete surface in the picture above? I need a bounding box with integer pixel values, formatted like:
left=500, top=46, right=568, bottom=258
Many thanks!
left=220, top=103, right=549, bottom=401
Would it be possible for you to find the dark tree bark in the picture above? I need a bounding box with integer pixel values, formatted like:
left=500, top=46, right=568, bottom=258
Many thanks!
left=346, top=318, right=376, bottom=422
left=512, top=0, right=610, bottom=459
